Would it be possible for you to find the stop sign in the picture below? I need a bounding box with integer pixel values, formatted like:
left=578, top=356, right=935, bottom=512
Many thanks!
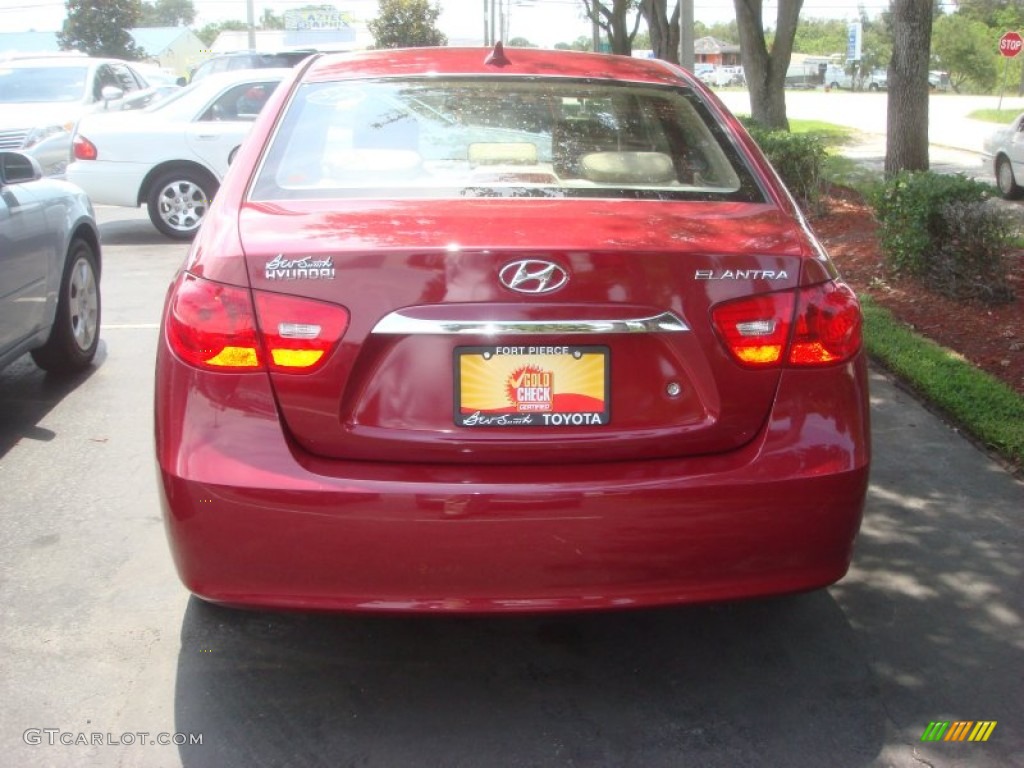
left=999, top=31, right=1023, bottom=57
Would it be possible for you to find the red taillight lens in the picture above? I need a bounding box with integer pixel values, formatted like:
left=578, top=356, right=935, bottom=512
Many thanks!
left=72, top=135, right=97, bottom=161
left=712, top=281, right=861, bottom=368
left=253, top=291, right=349, bottom=373
left=166, top=273, right=262, bottom=370
left=712, top=291, right=795, bottom=367
left=788, top=281, right=862, bottom=366
left=165, top=273, right=349, bottom=373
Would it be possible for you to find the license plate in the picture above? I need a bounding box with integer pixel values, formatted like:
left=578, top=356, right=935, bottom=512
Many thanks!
left=455, top=345, right=609, bottom=428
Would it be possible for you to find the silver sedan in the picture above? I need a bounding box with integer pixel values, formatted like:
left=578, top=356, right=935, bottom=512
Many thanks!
left=0, top=151, right=101, bottom=373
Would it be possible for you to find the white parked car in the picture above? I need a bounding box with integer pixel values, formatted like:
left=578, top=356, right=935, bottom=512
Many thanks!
left=0, top=55, right=156, bottom=176
left=983, top=112, right=1024, bottom=200
left=711, top=66, right=745, bottom=88
left=66, top=69, right=287, bottom=239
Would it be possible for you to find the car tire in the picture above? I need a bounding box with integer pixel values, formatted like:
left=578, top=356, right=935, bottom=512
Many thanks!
left=147, top=168, right=219, bottom=240
left=30, top=238, right=101, bottom=374
left=996, top=156, right=1024, bottom=200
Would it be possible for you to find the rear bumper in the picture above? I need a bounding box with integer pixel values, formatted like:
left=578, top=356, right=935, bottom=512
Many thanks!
left=156, top=346, right=871, bottom=613
left=66, top=160, right=148, bottom=207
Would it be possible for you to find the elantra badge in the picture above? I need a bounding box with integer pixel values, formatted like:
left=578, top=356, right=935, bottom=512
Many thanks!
left=499, top=260, right=568, bottom=294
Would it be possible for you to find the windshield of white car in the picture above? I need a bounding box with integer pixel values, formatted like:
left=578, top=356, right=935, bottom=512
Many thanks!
left=0, top=66, right=88, bottom=103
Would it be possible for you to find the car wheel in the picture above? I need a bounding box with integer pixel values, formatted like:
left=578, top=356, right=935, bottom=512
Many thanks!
left=147, top=168, right=219, bottom=240
left=996, top=156, right=1023, bottom=200
left=30, top=238, right=101, bottom=373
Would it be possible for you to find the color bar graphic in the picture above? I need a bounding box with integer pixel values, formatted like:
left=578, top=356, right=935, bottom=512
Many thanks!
left=921, top=721, right=997, bottom=742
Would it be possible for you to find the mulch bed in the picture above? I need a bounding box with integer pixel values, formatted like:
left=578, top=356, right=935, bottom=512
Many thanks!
left=810, top=187, right=1024, bottom=398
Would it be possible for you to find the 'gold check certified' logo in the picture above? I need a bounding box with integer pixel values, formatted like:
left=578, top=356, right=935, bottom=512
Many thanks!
left=921, top=721, right=997, bottom=742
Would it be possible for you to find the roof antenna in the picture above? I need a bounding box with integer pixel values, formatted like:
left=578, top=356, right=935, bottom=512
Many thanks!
left=485, top=41, right=511, bottom=67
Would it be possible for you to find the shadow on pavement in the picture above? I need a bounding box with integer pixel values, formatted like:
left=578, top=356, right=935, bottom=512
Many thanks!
left=175, top=592, right=884, bottom=767
left=829, top=370, right=1023, bottom=766
left=0, top=345, right=104, bottom=460
left=100, top=216, right=179, bottom=247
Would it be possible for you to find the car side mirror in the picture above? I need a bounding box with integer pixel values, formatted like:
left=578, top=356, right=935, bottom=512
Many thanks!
left=100, top=85, right=124, bottom=106
left=0, top=151, right=43, bottom=185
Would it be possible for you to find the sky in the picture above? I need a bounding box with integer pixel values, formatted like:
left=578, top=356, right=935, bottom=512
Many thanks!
left=0, top=0, right=894, bottom=49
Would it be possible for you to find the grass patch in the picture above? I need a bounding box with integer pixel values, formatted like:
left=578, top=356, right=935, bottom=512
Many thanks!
left=967, top=108, right=1021, bottom=124
left=787, top=119, right=856, bottom=144
left=861, top=295, right=1024, bottom=469
left=822, top=154, right=883, bottom=194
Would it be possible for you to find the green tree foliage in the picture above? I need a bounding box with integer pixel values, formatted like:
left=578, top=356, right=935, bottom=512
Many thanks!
left=932, top=13, right=998, bottom=92
left=139, top=0, right=195, bottom=26
left=704, top=20, right=739, bottom=42
left=956, top=0, right=1024, bottom=94
left=556, top=36, right=594, bottom=51
left=792, top=17, right=846, bottom=56
left=261, top=9, right=285, bottom=30
left=957, top=0, right=1024, bottom=29
left=860, top=11, right=892, bottom=75
left=195, top=20, right=247, bottom=47
left=369, top=0, right=447, bottom=48
left=59, top=0, right=145, bottom=59
left=508, top=36, right=535, bottom=47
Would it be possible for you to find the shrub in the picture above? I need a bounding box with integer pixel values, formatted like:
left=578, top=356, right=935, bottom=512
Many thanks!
left=740, top=118, right=827, bottom=210
left=928, top=201, right=1016, bottom=302
left=871, top=171, right=1015, bottom=303
left=871, top=171, right=989, bottom=274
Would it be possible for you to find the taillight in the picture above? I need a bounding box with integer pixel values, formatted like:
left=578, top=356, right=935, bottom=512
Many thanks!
left=253, top=291, right=349, bottom=373
left=788, top=281, right=862, bottom=366
left=712, top=292, right=795, bottom=367
left=72, top=135, right=97, bottom=161
left=166, top=273, right=262, bottom=370
left=165, top=273, right=348, bottom=373
left=712, top=281, right=861, bottom=368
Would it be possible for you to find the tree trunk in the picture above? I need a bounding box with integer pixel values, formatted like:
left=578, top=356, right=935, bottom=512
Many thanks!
left=733, top=0, right=803, bottom=130
left=641, top=0, right=680, bottom=64
left=584, top=0, right=637, bottom=56
left=885, top=0, right=932, bottom=175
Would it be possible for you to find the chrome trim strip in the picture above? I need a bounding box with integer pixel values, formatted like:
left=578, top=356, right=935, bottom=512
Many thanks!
left=371, top=311, right=689, bottom=335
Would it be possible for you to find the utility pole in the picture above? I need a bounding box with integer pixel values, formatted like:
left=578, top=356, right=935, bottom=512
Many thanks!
left=484, top=0, right=489, bottom=45
left=246, top=0, right=256, bottom=49
left=679, top=0, right=694, bottom=70
left=591, top=4, right=600, bottom=52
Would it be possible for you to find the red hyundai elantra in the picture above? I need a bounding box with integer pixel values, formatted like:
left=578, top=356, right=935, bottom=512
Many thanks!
left=155, top=46, right=869, bottom=613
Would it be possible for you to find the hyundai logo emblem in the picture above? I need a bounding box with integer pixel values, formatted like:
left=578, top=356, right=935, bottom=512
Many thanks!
left=498, top=260, right=569, bottom=294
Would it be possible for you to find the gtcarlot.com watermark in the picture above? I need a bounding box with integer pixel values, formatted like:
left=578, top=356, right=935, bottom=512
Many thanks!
left=24, top=729, right=203, bottom=747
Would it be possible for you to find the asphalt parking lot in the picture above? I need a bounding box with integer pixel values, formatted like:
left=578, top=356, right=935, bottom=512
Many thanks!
left=1, top=146, right=1022, bottom=766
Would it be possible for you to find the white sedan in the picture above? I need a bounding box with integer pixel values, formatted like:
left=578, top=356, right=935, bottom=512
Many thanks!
left=982, top=111, right=1024, bottom=200
left=67, top=69, right=288, bottom=239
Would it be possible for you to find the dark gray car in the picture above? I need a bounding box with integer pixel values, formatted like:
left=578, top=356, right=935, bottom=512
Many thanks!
left=0, top=151, right=101, bottom=374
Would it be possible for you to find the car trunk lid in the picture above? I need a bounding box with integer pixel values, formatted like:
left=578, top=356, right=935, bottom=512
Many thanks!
left=238, top=198, right=809, bottom=464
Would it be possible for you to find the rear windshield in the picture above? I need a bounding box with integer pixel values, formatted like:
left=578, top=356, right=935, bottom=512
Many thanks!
left=250, top=77, right=765, bottom=202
